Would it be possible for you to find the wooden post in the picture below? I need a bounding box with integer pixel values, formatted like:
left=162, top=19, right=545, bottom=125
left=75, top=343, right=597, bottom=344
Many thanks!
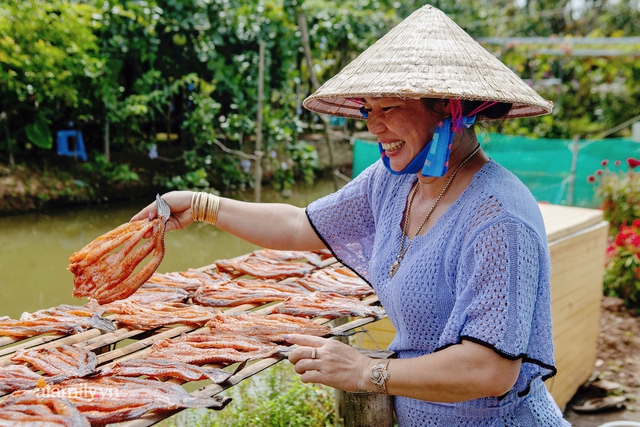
left=567, top=135, right=580, bottom=206
left=343, top=349, right=396, bottom=427
left=344, top=391, right=394, bottom=427
left=254, top=40, right=265, bottom=203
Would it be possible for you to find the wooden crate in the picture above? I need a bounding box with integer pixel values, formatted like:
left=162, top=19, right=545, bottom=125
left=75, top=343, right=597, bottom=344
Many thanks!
left=354, top=203, right=609, bottom=409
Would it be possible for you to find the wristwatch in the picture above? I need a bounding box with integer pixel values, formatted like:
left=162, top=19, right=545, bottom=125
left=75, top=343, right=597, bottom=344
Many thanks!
left=370, top=360, right=391, bottom=394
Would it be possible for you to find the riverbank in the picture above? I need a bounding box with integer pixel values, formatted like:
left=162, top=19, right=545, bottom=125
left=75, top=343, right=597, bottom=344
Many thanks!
left=0, top=137, right=354, bottom=215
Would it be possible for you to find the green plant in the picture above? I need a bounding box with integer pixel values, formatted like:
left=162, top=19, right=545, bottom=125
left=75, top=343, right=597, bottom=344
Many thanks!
left=81, top=154, right=140, bottom=185
left=588, top=158, right=640, bottom=232
left=604, top=219, right=640, bottom=308
left=162, top=363, right=340, bottom=427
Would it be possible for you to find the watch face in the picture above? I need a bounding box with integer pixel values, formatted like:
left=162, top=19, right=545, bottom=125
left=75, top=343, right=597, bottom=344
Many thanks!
left=370, top=361, right=390, bottom=392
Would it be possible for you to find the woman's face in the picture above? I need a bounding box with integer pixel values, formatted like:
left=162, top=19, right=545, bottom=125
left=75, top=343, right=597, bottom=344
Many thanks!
left=363, top=97, right=446, bottom=172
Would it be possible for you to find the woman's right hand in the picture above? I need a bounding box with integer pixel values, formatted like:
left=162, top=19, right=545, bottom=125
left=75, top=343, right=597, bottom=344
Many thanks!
left=130, top=191, right=195, bottom=233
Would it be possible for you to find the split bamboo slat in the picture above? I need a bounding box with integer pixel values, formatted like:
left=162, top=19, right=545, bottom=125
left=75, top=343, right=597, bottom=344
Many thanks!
left=0, top=254, right=387, bottom=426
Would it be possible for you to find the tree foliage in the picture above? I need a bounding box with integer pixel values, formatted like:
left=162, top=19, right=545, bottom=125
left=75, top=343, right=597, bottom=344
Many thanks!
left=1, top=0, right=639, bottom=194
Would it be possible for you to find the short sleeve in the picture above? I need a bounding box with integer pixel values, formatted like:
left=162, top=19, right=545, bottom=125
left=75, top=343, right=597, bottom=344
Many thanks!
left=438, top=219, right=540, bottom=358
left=305, top=164, right=378, bottom=281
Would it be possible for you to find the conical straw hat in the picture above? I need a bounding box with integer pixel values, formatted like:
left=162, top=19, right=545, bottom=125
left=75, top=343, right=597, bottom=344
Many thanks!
left=303, top=5, right=553, bottom=120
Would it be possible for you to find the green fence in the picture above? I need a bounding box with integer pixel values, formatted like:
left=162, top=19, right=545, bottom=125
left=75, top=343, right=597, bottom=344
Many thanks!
left=352, top=134, right=640, bottom=208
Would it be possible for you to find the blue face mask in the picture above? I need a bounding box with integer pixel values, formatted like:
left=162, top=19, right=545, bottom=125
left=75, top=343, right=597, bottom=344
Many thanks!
left=377, top=115, right=476, bottom=177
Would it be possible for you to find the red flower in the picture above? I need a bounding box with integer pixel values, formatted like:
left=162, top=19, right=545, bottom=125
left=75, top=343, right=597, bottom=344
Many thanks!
left=628, top=158, right=640, bottom=168
left=587, top=175, right=596, bottom=183
left=614, top=160, right=621, bottom=166
left=601, top=159, right=609, bottom=166
left=633, top=219, right=640, bottom=228
left=596, top=170, right=603, bottom=175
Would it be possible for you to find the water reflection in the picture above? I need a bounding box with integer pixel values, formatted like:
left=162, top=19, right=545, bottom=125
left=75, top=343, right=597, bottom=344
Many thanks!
left=0, top=180, right=340, bottom=319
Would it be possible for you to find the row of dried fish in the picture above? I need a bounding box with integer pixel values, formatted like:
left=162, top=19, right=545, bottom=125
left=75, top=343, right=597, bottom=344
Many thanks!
left=0, top=303, right=114, bottom=338
left=4, top=376, right=227, bottom=426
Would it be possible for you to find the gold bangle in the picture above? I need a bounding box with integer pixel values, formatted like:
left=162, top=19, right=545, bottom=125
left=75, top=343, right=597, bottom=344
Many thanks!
left=190, top=192, right=220, bottom=225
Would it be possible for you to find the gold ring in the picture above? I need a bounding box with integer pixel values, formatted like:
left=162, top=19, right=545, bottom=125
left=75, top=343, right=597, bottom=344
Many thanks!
left=311, top=348, right=317, bottom=359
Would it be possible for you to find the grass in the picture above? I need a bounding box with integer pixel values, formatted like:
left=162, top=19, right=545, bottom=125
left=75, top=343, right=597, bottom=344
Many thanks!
left=160, top=363, right=342, bottom=427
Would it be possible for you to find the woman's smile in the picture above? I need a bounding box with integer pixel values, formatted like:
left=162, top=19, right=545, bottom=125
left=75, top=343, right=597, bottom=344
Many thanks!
left=379, top=140, right=406, bottom=154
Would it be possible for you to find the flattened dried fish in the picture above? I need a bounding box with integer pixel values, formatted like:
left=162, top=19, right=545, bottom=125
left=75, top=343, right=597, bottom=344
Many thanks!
left=149, top=333, right=280, bottom=364
left=205, top=312, right=351, bottom=342
left=214, top=250, right=317, bottom=280
left=99, top=284, right=189, bottom=308
left=0, top=395, right=90, bottom=427
left=68, top=195, right=170, bottom=304
left=9, top=376, right=225, bottom=426
left=147, top=269, right=234, bottom=295
left=11, top=345, right=97, bottom=378
left=0, top=364, right=59, bottom=395
left=295, top=266, right=373, bottom=297
left=192, top=278, right=308, bottom=307
left=98, top=358, right=233, bottom=383
left=272, top=292, right=384, bottom=319
left=0, top=304, right=114, bottom=338
left=104, top=301, right=222, bottom=329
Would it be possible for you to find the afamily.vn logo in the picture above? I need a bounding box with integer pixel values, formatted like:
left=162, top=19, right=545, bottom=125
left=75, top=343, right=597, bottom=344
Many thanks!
left=34, top=384, right=118, bottom=401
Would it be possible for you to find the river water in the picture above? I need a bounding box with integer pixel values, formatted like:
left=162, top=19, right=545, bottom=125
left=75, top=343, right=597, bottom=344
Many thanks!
left=0, top=180, right=340, bottom=320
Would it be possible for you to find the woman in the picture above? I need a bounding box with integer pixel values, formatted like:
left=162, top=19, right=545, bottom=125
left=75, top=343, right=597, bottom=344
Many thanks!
left=132, top=5, right=570, bottom=426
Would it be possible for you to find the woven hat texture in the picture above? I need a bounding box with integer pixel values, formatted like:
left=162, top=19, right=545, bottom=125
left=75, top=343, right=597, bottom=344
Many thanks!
left=303, top=5, right=553, bottom=120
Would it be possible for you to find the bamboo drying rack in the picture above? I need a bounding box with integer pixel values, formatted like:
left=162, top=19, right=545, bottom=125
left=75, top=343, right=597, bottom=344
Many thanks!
left=0, top=254, right=387, bottom=426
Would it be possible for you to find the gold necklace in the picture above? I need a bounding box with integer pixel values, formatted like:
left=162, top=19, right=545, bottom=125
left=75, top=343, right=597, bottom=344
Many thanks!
left=388, top=145, right=481, bottom=278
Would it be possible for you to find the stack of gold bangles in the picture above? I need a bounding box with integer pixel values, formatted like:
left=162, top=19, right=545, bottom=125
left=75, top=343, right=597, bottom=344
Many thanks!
left=190, top=192, right=220, bottom=225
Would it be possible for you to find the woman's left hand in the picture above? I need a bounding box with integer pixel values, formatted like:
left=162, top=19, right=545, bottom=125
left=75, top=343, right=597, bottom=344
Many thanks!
left=286, top=334, right=374, bottom=392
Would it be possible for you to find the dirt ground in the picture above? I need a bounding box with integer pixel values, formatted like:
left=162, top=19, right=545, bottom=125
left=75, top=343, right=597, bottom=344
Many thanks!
left=564, top=296, right=640, bottom=426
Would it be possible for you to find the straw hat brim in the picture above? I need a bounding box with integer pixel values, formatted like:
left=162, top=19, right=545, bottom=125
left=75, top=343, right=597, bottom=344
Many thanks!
left=303, top=5, right=553, bottom=120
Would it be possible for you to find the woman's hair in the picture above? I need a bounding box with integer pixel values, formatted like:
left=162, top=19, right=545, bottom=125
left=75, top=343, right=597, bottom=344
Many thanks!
left=421, top=98, right=512, bottom=120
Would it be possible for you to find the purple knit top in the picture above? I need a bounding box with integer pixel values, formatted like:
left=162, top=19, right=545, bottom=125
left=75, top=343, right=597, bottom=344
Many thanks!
left=306, top=159, right=570, bottom=426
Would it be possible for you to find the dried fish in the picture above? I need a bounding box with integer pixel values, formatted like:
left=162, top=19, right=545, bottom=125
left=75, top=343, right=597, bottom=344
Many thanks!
left=9, top=376, right=226, bottom=426
left=146, top=269, right=234, bottom=295
left=0, top=364, right=64, bottom=395
left=97, top=358, right=234, bottom=383
left=0, top=395, right=90, bottom=427
left=103, top=300, right=222, bottom=329
left=214, top=250, right=318, bottom=280
left=99, top=283, right=189, bottom=308
left=192, top=278, right=308, bottom=307
left=0, top=304, right=114, bottom=338
left=149, top=333, right=280, bottom=365
left=11, top=345, right=97, bottom=378
left=294, top=265, right=373, bottom=297
left=68, top=195, right=170, bottom=304
left=205, top=312, right=351, bottom=343
left=272, top=292, right=384, bottom=319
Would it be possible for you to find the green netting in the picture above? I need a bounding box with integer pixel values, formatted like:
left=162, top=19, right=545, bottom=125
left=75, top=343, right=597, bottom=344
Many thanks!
left=352, top=134, right=640, bottom=208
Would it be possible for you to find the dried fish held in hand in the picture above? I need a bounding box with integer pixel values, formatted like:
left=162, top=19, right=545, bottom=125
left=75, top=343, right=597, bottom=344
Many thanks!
left=68, top=195, right=170, bottom=304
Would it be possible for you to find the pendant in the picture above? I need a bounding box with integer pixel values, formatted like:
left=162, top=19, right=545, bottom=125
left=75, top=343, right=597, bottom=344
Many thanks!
left=389, top=260, right=400, bottom=278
